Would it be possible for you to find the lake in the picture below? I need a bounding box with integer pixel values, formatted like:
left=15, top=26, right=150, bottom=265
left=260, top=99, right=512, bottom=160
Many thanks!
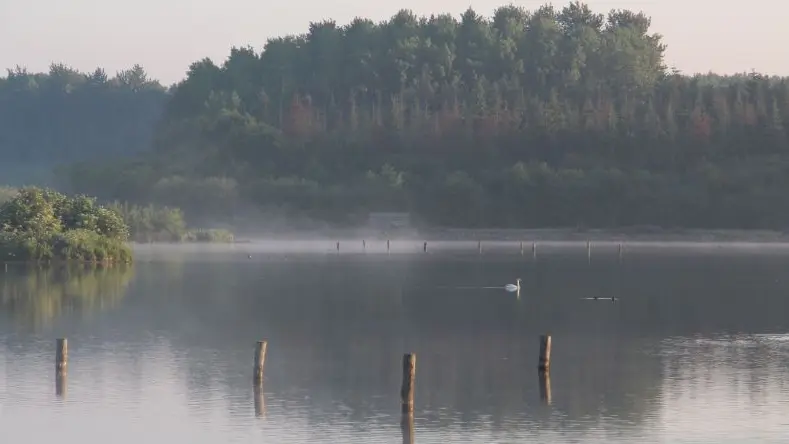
left=1, top=241, right=789, bottom=443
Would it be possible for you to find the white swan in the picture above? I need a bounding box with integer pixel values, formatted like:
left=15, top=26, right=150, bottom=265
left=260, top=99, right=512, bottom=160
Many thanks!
left=504, top=278, right=521, bottom=292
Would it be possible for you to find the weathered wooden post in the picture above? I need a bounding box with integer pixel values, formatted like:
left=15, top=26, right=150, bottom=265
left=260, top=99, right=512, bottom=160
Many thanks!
left=423, top=241, right=427, bottom=253
left=401, top=411, right=415, bottom=444
left=363, top=239, right=366, bottom=251
left=538, top=370, right=552, bottom=405
left=253, top=383, right=265, bottom=417
left=56, top=338, right=68, bottom=373
left=477, top=240, right=482, bottom=254
left=587, top=241, right=591, bottom=263
left=55, top=338, right=67, bottom=397
left=538, top=335, right=551, bottom=371
left=254, top=340, right=267, bottom=384
left=336, top=241, right=340, bottom=253
left=520, top=241, right=524, bottom=256
left=400, top=353, right=416, bottom=414
left=532, top=242, right=537, bottom=260
left=387, top=240, right=391, bottom=254
left=618, top=242, right=624, bottom=261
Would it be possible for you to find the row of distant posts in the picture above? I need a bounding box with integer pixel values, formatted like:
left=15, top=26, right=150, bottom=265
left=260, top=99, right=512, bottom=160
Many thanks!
left=339, top=240, right=623, bottom=261
left=52, top=335, right=552, bottom=434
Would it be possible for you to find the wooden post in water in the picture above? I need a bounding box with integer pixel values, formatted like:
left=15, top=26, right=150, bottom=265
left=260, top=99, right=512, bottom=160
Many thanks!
left=400, top=353, right=416, bottom=414
left=586, top=241, right=591, bottom=263
left=401, top=411, right=415, bottom=444
left=55, top=338, right=68, bottom=373
left=55, top=338, right=68, bottom=397
left=254, top=341, right=267, bottom=384
left=538, top=370, right=552, bottom=405
left=387, top=240, right=391, bottom=254
left=363, top=239, right=366, bottom=252
left=477, top=240, right=482, bottom=255
left=336, top=241, right=340, bottom=253
left=520, top=241, right=524, bottom=256
left=423, top=241, right=427, bottom=253
left=538, top=335, right=551, bottom=372
left=532, top=242, right=537, bottom=260
left=618, top=242, right=623, bottom=261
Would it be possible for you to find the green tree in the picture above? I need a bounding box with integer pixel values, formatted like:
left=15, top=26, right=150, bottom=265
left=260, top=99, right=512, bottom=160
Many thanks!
left=7, top=2, right=789, bottom=231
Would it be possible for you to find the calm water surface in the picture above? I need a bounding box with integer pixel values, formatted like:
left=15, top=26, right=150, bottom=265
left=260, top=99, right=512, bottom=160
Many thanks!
left=1, top=241, right=789, bottom=443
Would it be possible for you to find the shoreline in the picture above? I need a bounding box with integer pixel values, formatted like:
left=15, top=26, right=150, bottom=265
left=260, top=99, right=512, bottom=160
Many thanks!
left=224, top=227, right=789, bottom=243
left=419, top=227, right=789, bottom=243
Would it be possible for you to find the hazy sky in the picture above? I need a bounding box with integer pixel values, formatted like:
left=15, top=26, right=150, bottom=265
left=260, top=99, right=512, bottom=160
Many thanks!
left=0, top=0, right=784, bottom=84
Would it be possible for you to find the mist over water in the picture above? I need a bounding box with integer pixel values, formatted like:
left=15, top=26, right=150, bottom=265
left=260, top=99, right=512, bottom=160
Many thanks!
left=1, top=243, right=789, bottom=443
left=133, top=238, right=789, bottom=258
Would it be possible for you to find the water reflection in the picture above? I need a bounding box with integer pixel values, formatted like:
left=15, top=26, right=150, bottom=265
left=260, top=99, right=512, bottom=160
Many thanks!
left=112, top=254, right=676, bottom=437
left=538, top=370, right=551, bottom=405
left=254, top=383, right=265, bottom=417
left=1, top=250, right=789, bottom=442
left=0, top=263, right=134, bottom=328
left=401, top=413, right=414, bottom=444
left=55, top=370, right=67, bottom=398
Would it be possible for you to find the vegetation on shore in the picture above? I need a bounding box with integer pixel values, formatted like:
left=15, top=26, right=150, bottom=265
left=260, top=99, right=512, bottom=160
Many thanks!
left=107, top=201, right=234, bottom=243
left=0, top=188, right=233, bottom=243
left=0, top=187, right=132, bottom=262
left=4, top=2, right=789, bottom=229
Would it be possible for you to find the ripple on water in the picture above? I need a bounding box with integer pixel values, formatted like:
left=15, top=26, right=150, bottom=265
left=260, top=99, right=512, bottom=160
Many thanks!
left=4, top=253, right=789, bottom=443
left=656, top=333, right=789, bottom=443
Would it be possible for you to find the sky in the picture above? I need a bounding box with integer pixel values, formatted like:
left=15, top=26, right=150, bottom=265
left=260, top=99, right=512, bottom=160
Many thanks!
left=0, top=0, right=784, bottom=85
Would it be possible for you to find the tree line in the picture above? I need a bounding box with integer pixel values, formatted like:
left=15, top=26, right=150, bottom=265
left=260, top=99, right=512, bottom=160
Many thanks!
left=16, top=2, right=789, bottom=228
left=0, top=64, right=168, bottom=184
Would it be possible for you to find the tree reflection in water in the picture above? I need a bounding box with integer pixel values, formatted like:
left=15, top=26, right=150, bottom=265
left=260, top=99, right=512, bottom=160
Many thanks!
left=0, top=262, right=134, bottom=328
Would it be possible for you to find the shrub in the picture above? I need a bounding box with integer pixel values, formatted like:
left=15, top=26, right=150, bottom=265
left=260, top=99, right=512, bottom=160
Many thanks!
left=0, top=187, right=132, bottom=262
left=182, top=228, right=235, bottom=243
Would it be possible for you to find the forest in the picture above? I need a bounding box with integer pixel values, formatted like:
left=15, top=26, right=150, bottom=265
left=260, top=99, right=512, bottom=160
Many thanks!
left=0, top=64, right=168, bottom=184
left=5, top=2, right=789, bottom=229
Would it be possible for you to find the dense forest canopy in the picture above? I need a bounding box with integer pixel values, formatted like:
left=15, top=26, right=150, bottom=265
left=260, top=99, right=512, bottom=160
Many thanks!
left=0, top=64, right=168, bottom=184
left=8, top=2, right=789, bottom=229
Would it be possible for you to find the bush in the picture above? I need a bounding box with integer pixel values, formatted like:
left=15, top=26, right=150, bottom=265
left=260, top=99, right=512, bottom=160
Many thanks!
left=107, top=201, right=235, bottom=243
left=53, top=229, right=133, bottom=262
left=0, top=187, right=132, bottom=262
left=107, top=201, right=187, bottom=242
left=182, top=228, right=235, bottom=243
